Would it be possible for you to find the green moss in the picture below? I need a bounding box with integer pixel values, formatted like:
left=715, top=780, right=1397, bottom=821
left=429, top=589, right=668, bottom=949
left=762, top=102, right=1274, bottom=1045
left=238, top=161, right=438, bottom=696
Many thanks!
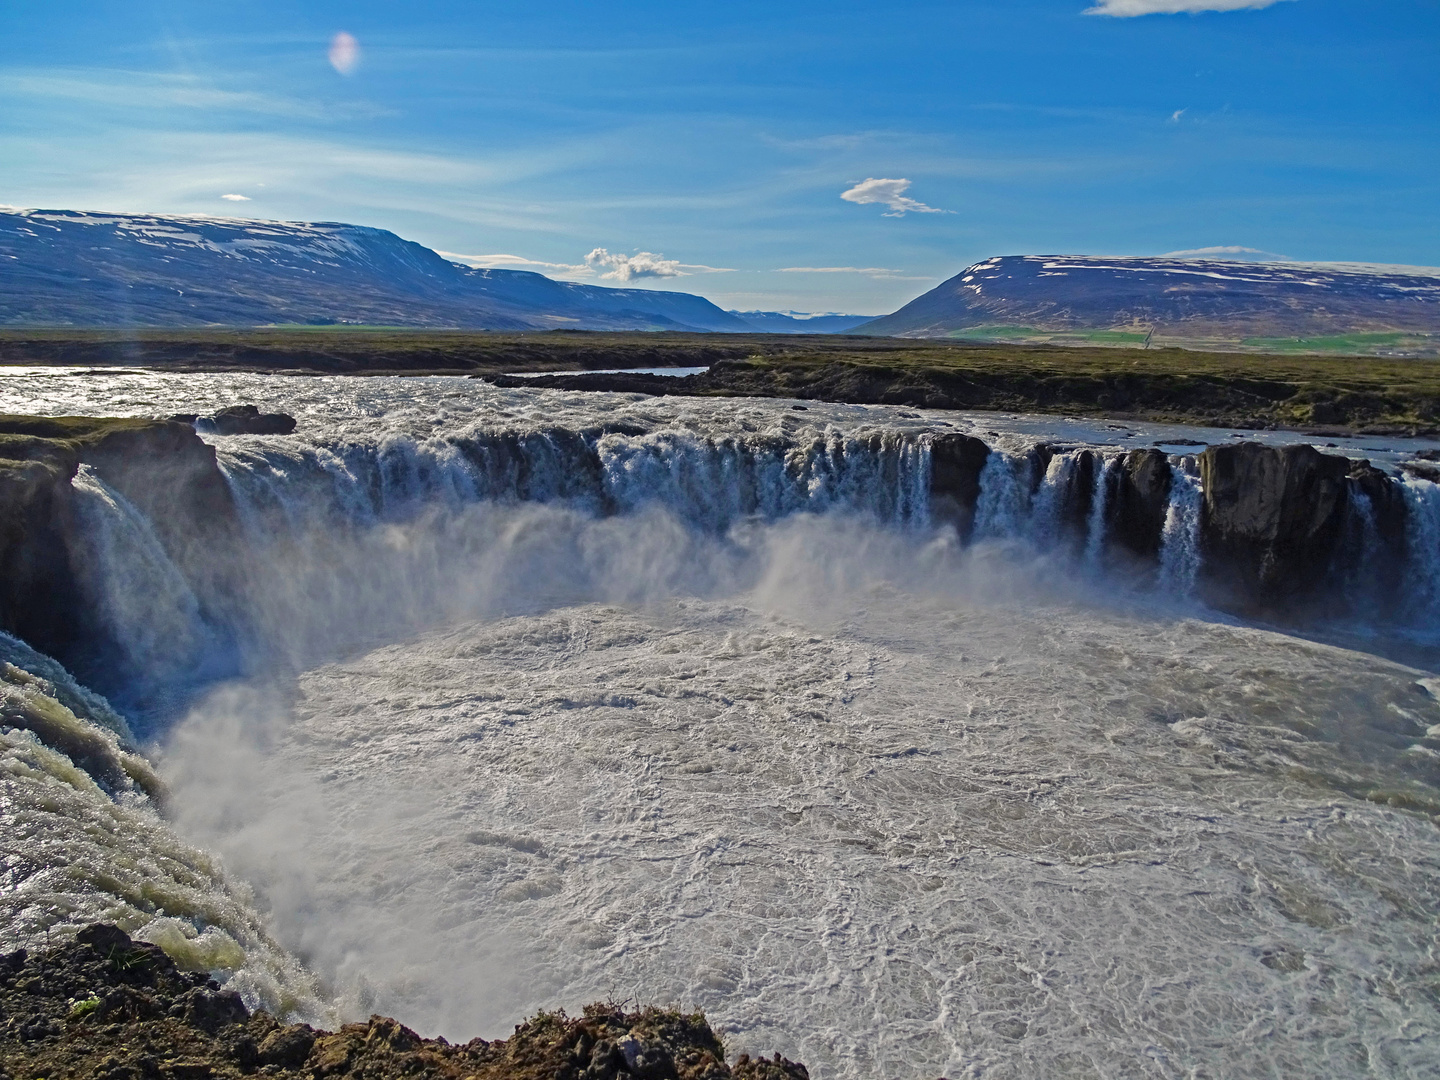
left=67, top=996, right=100, bottom=1020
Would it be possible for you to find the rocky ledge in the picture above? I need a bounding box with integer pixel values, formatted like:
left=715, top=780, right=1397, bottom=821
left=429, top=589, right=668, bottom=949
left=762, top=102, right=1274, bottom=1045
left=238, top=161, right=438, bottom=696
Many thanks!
left=0, top=925, right=809, bottom=1080
left=0, top=409, right=292, bottom=695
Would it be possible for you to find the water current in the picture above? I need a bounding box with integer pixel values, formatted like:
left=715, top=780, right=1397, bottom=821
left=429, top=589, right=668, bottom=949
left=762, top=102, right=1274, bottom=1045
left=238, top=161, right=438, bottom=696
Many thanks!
left=2, top=371, right=1439, bottom=1078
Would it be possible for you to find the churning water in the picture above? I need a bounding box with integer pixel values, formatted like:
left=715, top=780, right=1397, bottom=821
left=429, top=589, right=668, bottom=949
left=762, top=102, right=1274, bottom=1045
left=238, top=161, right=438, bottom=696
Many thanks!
left=2, top=372, right=1439, bottom=1078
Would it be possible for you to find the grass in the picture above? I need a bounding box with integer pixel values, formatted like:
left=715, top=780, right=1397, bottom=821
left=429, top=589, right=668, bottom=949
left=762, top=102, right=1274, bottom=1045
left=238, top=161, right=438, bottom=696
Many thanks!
left=1240, top=332, right=1440, bottom=354
left=939, top=327, right=1440, bottom=358
left=945, top=326, right=1151, bottom=346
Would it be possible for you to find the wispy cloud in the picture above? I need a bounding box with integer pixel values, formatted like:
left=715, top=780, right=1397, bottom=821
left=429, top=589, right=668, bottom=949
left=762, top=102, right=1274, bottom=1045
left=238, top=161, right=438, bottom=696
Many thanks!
left=584, top=248, right=733, bottom=281
left=777, top=265, right=904, bottom=277
left=220, top=193, right=250, bottom=202
left=439, top=251, right=592, bottom=274
left=839, top=178, right=947, bottom=217
left=1084, top=0, right=1294, bottom=16
left=1169, top=109, right=1187, bottom=123
left=1161, top=245, right=1292, bottom=260
left=0, top=70, right=394, bottom=121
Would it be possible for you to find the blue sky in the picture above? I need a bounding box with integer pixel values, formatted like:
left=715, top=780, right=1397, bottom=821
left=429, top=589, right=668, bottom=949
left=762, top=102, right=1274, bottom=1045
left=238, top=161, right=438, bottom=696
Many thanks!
left=1, top=1, right=1436, bottom=314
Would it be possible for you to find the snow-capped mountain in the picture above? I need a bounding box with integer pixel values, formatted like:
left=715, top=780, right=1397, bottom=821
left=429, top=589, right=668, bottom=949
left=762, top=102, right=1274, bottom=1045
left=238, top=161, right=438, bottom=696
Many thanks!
left=858, top=255, right=1440, bottom=339
left=0, top=209, right=755, bottom=332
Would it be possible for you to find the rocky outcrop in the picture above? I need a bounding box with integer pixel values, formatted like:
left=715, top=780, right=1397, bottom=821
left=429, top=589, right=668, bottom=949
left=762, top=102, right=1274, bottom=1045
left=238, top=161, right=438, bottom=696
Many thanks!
left=169, top=406, right=298, bottom=436
left=1197, top=442, right=1353, bottom=611
left=1109, top=449, right=1173, bottom=559
left=927, top=433, right=991, bottom=540
left=0, top=924, right=812, bottom=1080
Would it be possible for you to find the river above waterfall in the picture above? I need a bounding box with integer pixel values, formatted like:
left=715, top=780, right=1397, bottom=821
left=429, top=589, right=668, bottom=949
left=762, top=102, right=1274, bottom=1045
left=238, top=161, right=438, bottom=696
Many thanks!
left=2, top=371, right=1438, bottom=1078
left=2, top=367, right=1439, bottom=472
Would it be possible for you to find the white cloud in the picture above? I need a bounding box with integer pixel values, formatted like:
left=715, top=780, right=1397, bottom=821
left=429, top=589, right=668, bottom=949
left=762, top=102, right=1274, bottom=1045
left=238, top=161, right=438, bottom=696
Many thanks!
left=1161, top=245, right=1293, bottom=260
left=839, top=178, right=946, bottom=217
left=1169, top=109, right=1186, bottom=123
left=440, top=251, right=592, bottom=274
left=220, top=193, right=250, bottom=202
left=329, top=32, right=361, bottom=76
left=584, top=248, right=733, bottom=282
left=1084, top=0, right=1294, bottom=16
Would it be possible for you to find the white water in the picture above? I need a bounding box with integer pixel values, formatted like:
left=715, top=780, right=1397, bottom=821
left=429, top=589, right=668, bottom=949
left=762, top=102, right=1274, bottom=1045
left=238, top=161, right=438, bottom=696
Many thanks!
left=1158, top=462, right=1204, bottom=597
left=1, top=373, right=1439, bottom=1078
left=1082, top=453, right=1117, bottom=566
left=1403, top=474, right=1440, bottom=620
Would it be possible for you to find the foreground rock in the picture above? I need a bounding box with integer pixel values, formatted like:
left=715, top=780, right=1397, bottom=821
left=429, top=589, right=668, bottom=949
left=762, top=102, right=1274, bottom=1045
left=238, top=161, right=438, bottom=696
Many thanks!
left=0, top=925, right=810, bottom=1080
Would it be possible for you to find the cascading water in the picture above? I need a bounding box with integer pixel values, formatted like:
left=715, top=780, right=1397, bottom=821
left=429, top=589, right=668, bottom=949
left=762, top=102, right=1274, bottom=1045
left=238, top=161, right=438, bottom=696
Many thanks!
left=1083, top=452, right=1117, bottom=565
left=2, top=374, right=1439, bottom=1080
left=1025, top=449, right=1079, bottom=550
left=1402, top=473, right=1440, bottom=623
left=68, top=465, right=217, bottom=688
left=971, top=450, right=1031, bottom=540
left=1158, top=459, right=1204, bottom=596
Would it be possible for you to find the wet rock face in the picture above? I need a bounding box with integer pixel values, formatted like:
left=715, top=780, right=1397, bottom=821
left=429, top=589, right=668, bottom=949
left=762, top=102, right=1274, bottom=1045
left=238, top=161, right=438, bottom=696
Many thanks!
left=1345, top=460, right=1411, bottom=609
left=1198, top=442, right=1352, bottom=610
left=1109, top=449, right=1173, bottom=559
left=928, top=433, right=992, bottom=540
left=0, top=925, right=811, bottom=1080
left=208, top=405, right=298, bottom=436
left=0, top=453, right=82, bottom=657
left=0, top=416, right=243, bottom=695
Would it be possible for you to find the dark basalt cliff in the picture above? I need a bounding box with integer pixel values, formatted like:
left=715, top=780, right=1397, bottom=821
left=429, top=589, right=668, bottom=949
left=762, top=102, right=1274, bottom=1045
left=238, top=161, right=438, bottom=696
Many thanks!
left=925, top=437, right=1412, bottom=618
left=0, top=925, right=811, bottom=1080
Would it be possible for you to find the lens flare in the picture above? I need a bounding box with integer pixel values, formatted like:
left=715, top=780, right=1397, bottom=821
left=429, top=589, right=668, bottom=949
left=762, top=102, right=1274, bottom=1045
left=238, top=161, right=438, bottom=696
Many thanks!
left=328, top=31, right=360, bottom=76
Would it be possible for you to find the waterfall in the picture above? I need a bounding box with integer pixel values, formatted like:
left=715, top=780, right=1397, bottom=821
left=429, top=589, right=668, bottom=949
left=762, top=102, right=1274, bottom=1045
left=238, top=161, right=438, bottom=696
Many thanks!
left=218, top=427, right=934, bottom=539
left=1028, top=450, right=1081, bottom=550
left=68, top=465, right=217, bottom=688
left=55, top=417, right=1440, bottom=685
left=1402, top=474, right=1440, bottom=622
left=972, top=450, right=1031, bottom=540
left=1084, top=453, right=1118, bottom=566
left=1341, top=488, right=1382, bottom=608
left=1158, top=460, right=1203, bottom=596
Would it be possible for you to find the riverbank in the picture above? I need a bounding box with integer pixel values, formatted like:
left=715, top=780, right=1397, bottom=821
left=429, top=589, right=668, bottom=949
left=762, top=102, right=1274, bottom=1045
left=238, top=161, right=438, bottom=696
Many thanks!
left=4, top=329, right=1436, bottom=435
left=489, top=350, right=1440, bottom=436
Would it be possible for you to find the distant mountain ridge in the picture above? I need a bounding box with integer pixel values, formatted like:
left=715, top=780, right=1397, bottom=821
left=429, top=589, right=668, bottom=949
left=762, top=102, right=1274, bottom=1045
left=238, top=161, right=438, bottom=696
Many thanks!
left=0, top=209, right=769, bottom=332
left=858, top=254, right=1440, bottom=341
left=725, top=310, right=872, bottom=334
